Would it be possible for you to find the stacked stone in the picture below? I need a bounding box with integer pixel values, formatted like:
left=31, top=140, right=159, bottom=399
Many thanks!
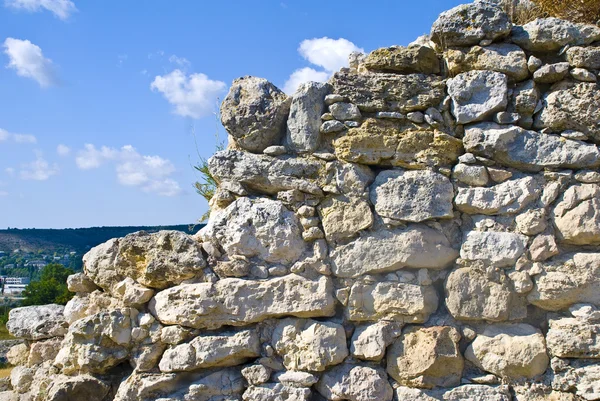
left=4, top=1, right=600, bottom=400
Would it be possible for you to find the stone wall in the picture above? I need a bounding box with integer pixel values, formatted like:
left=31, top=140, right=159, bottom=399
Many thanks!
left=4, top=1, right=600, bottom=400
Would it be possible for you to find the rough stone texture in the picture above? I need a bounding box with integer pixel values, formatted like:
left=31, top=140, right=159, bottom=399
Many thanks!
left=464, top=123, right=600, bottom=171
left=363, top=45, right=440, bottom=74
left=158, top=329, right=260, bottom=372
left=350, top=321, right=402, bottom=361
left=6, top=305, right=67, bottom=340
left=512, top=18, right=600, bottom=52
left=546, top=304, right=600, bottom=358
left=447, top=71, right=508, bottom=124
left=330, top=225, right=458, bottom=278
left=445, top=44, right=528, bottom=81
left=244, top=384, right=310, bottom=401
left=201, top=197, right=305, bottom=265
left=330, top=71, right=445, bottom=113
left=221, top=76, right=291, bottom=152
left=318, top=196, right=373, bottom=241
left=83, top=230, right=206, bottom=293
left=430, top=2, right=512, bottom=47
left=567, top=46, right=600, bottom=69
left=370, top=169, right=454, bottom=223
left=460, top=231, right=528, bottom=268
left=272, top=318, right=348, bottom=372
left=151, top=274, right=335, bottom=329
left=465, top=324, right=549, bottom=379
left=67, top=273, right=99, bottom=293
left=387, top=326, right=463, bottom=389
left=316, top=364, right=393, bottom=401
left=286, top=81, right=330, bottom=153
left=553, top=184, right=600, bottom=246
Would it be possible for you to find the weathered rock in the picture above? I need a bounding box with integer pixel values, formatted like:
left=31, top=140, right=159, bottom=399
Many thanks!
left=350, top=321, right=402, bottom=361
left=221, top=76, right=291, bottom=152
left=201, top=197, right=305, bottom=265
left=63, top=290, right=122, bottom=324
left=277, top=371, right=319, bottom=387
left=66, top=273, right=98, bottom=293
left=528, top=253, right=600, bottom=310
left=547, top=304, right=600, bottom=358
left=318, top=196, right=373, bottom=241
left=529, top=234, right=559, bottom=262
left=347, top=280, right=438, bottom=323
left=83, top=230, right=206, bottom=293
left=6, top=305, right=67, bottom=340
left=208, top=149, right=324, bottom=196
left=460, top=231, right=528, bottom=268
left=334, top=119, right=463, bottom=167
left=244, top=384, right=311, bottom=401
left=567, top=46, right=600, bottom=69
left=363, top=45, right=440, bottom=74
left=464, top=123, right=600, bottom=171
left=447, top=71, right=508, bottom=124
left=535, top=82, right=600, bottom=142
left=508, top=80, right=540, bottom=121
left=369, top=169, right=454, bottom=223
left=387, top=326, right=463, bottom=389
left=286, top=81, right=330, bottom=153
left=444, top=385, right=512, bottom=401
left=533, top=62, right=570, bottom=84
left=150, top=274, right=335, bottom=329
left=453, top=164, right=490, bottom=186
left=330, top=71, right=445, bottom=113
left=54, top=309, right=133, bottom=374
left=516, top=209, right=547, bottom=236
left=242, top=364, right=271, bottom=385
left=330, top=225, right=458, bottom=278
left=445, top=267, right=513, bottom=322
left=158, top=329, right=260, bottom=372
left=553, top=184, right=600, bottom=245
left=114, top=277, right=154, bottom=307
left=316, top=364, right=393, bottom=401
left=272, top=318, right=348, bottom=372
left=512, top=18, right=600, bottom=52
left=552, top=360, right=600, bottom=401
left=465, top=324, right=549, bottom=379
left=455, top=176, right=541, bottom=215
left=571, top=67, right=597, bottom=82
left=430, top=2, right=512, bottom=47
left=445, top=44, right=528, bottom=81
left=6, top=343, right=28, bottom=366
left=27, top=337, right=62, bottom=366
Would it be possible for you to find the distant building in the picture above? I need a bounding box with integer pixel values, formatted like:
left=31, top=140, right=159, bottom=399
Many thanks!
left=25, top=260, right=47, bottom=269
left=2, top=277, right=29, bottom=285
left=1, top=277, right=29, bottom=295
left=3, top=264, right=15, bottom=269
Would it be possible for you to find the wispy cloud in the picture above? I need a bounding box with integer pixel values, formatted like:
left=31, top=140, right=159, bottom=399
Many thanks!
left=0, top=128, right=37, bottom=144
left=18, top=151, right=59, bottom=181
left=168, top=55, right=190, bottom=69
left=75, top=144, right=182, bottom=196
left=56, top=144, right=70, bottom=156
left=150, top=69, right=226, bottom=119
left=3, top=38, right=58, bottom=87
left=4, top=0, right=77, bottom=20
left=284, top=37, right=363, bottom=94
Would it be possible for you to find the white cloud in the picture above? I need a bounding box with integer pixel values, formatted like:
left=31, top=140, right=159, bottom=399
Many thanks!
left=284, top=37, right=363, bottom=95
left=56, top=144, right=70, bottom=156
left=4, top=167, right=15, bottom=176
left=0, top=128, right=37, bottom=144
left=3, top=38, right=58, bottom=87
left=150, top=69, right=226, bottom=119
left=299, top=37, right=363, bottom=72
left=75, top=144, right=182, bottom=196
left=169, top=55, right=190, bottom=69
left=283, top=67, right=330, bottom=95
left=0, top=191, right=7, bottom=197
left=19, top=151, right=59, bottom=181
left=4, top=0, right=76, bottom=20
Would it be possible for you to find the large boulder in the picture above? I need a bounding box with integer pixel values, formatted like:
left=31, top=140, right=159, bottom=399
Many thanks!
left=318, top=196, right=373, bottom=241
left=220, top=76, right=291, bottom=152
left=445, top=43, right=528, bottom=81
left=150, top=274, right=335, bottom=329
left=272, top=318, right=348, bottom=372
left=546, top=304, right=600, bottom=358
left=430, top=2, right=512, bottom=47
left=201, top=197, right=305, bottom=265
left=6, top=305, right=67, bottom=340
left=465, top=324, right=549, bottom=379
left=347, top=280, right=438, bottom=324
left=511, top=18, right=600, bottom=52
left=527, top=253, right=600, bottom=311
left=464, top=123, right=600, bottom=171
left=363, top=45, right=440, bottom=74
left=330, top=225, right=458, bottom=278
left=330, top=71, right=445, bottom=113
left=460, top=231, right=528, bottom=268
left=567, top=46, right=600, bottom=69
left=208, top=149, right=324, bottom=196
left=158, top=329, right=260, bottom=372
left=553, top=184, right=600, bottom=245
left=387, top=326, right=463, bottom=389
left=286, top=81, right=330, bottom=153
left=334, top=119, right=463, bottom=168
left=316, top=364, right=393, bottom=401
left=83, top=230, right=206, bottom=294
left=447, top=71, right=508, bottom=124
left=369, top=169, right=454, bottom=223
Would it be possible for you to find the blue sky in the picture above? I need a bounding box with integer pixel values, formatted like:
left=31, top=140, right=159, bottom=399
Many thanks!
left=0, top=0, right=465, bottom=229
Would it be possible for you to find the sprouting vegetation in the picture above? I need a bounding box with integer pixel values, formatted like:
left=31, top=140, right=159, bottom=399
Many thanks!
left=498, top=0, right=600, bottom=25
left=498, top=0, right=547, bottom=24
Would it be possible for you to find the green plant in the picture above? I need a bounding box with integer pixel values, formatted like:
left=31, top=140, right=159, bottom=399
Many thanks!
left=21, top=263, right=74, bottom=306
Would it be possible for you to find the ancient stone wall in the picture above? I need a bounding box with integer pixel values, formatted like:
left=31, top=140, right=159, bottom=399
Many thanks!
left=4, top=1, right=600, bottom=400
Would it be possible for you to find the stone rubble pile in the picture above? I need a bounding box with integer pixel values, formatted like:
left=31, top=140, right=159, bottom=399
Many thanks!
left=4, top=1, right=600, bottom=399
